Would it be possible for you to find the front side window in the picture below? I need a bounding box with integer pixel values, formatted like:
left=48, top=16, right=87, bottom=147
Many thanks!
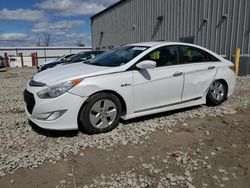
left=84, top=46, right=149, bottom=67
left=141, top=46, right=179, bottom=67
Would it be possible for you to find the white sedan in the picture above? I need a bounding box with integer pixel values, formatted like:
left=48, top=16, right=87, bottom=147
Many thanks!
left=24, top=42, right=235, bottom=134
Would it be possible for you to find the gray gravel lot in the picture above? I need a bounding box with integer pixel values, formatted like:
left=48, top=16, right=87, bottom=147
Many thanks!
left=0, top=67, right=250, bottom=181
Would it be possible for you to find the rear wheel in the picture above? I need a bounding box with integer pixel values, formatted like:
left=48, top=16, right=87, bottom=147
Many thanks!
left=79, top=93, right=122, bottom=134
left=207, top=80, right=227, bottom=106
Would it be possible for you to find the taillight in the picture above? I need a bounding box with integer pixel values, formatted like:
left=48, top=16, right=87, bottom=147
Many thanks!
left=229, top=65, right=235, bottom=72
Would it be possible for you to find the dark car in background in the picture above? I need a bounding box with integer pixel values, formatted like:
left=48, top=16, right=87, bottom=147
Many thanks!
left=0, top=56, right=6, bottom=69
left=38, top=51, right=104, bottom=72
left=37, top=53, right=75, bottom=71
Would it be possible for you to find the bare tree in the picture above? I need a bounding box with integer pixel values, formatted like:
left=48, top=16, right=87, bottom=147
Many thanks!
left=43, top=33, right=51, bottom=47
left=36, top=33, right=51, bottom=46
left=36, top=36, right=41, bottom=47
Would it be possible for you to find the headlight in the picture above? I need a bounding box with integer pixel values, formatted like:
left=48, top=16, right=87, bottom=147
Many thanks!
left=37, top=78, right=83, bottom=99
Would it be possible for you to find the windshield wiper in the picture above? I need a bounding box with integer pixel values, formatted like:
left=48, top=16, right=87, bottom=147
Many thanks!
left=83, top=61, right=117, bottom=67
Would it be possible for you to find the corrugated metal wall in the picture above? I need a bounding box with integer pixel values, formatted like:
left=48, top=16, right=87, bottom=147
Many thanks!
left=92, top=0, right=250, bottom=58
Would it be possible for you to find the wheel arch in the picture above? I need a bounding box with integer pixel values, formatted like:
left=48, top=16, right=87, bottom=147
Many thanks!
left=95, top=90, right=127, bottom=115
left=77, top=90, right=127, bottom=129
left=206, top=78, right=229, bottom=105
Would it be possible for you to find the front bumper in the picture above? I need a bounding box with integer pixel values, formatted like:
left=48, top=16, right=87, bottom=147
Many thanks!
left=24, top=87, right=87, bottom=131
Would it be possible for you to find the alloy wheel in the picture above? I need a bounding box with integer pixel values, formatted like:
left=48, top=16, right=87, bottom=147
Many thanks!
left=89, top=99, right=117, bottom=129
left=209, top=81, right=225, bottom=101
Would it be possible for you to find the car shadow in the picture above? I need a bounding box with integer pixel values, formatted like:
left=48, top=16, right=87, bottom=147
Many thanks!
left=120, top=105, right=202, bottom=125
left=29, top=105, right=202, bottom=136
left=29, top=120, right=79, bottom=138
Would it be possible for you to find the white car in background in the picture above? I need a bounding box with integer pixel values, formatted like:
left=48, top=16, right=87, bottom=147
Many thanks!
left=24, top=42, right=235, bottom=134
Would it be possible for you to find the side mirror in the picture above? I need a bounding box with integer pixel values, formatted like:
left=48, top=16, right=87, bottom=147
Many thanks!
left=136, top=60, right=156, bottom=70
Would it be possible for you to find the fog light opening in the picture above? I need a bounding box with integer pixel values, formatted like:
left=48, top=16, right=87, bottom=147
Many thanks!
left=47, top=110, right=67, bottom=121
left=36, top=110, right=67, bottom=121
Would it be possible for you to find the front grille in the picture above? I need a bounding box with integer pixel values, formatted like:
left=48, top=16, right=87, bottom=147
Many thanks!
left=23, top=89, right=35, bottom=114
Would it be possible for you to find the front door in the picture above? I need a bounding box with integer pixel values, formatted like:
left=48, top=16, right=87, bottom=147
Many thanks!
left=132, top=46, right=184, bottom=113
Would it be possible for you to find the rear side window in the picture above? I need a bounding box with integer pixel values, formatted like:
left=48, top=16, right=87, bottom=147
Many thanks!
left=179, top=46, right=219, bottom=64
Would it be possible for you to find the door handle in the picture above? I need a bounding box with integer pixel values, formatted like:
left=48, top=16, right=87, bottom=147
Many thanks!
left=173, top=71, right=183, bottom=77
left=208, top=66, right=215, bottom=70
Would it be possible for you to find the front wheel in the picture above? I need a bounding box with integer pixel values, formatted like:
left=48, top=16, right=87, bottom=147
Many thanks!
left=79, top=93, right=122, bottom=134
left=206, top=80, right=227, bottom=106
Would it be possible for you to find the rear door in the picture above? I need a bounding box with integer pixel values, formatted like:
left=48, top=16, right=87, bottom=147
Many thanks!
left=178, top=46, right=219, bottom=101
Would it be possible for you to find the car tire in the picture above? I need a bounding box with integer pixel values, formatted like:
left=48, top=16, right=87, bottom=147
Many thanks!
left=78, top=92, right=122, bottom=134
left=206, top=80, right=227, bottom=106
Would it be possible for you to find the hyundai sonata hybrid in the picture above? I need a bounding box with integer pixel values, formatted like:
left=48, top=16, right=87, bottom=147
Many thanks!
left=24, top=42, right=235, bottom=134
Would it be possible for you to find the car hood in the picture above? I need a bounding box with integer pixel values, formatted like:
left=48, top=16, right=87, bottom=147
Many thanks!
left=33, top=62, right=118, bottom=86
left=38, top=60, right=60, bottom=67
left=41, top=60, right=65, bottom=67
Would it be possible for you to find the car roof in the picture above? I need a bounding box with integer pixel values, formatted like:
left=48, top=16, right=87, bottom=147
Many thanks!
left=126, top=42, right=222, bottom=55
left=78, top=51, right=103, bottom=54
left=126, top=42, right=207, bottom=48
left=127, top=42, right=167, bottom=47
left=129, top=42, right=226, bottom=62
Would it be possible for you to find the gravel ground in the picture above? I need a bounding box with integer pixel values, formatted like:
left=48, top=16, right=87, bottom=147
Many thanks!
left=0, top=67, right=250, bottom=186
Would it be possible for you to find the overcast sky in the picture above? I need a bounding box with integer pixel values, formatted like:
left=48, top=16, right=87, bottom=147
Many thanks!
left=0, top=0, right=119, bottom=47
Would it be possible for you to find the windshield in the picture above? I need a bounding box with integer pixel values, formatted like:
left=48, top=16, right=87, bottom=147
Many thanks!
left=56, top=54, right=73, bottom=61
left=72, top=53, right=92, bottom=62
left=63, top=54, right=75, bottom=61
left=84, top=46, right=148, bottom=67
left=65, top=53, right=83, bottom=62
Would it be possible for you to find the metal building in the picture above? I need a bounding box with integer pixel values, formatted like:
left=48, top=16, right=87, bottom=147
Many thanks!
left=91, top=0, right=250, bottom=58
